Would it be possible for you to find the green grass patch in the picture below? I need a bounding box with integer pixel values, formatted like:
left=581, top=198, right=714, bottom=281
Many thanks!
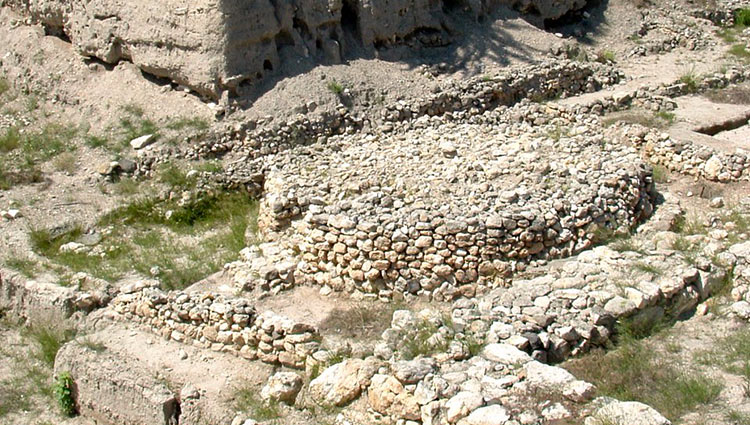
left=401, top=318, right=451, bottom=360
left=596, top=50, right=616, bottom=64
left=0, top=76, right=9, bottom=97
left=654, top=111, right=675, bottom=124
left=166, top=117, right=210, bottom=131
left=157, top=162, right=196, bottom=190
left=4, top=253, right=40, bottom=277
left=672, top=213, right=706, bottom=235
left=0, top=127, right=21, bottom=153
left=25, top=323, right=76, bottom=367
left=232, top=387, right=282, bottom=420
left=32, top=192, right=259, bottom=290
left=736, top=8, right=750, bottom=27
left=565, top=337, right=721, bottom=422
left=0, top=123, right=78, bottom=190
left=633, top=261, right=663, bottom=276
left=651, top=163, right=669, bottom=183
left=730, top=44, right=750, bottom=60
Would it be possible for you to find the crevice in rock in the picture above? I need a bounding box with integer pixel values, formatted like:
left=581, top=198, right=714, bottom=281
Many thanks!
left=341, top=0, right=361, bottom=40
left=42, top=23, right=71, bottom=43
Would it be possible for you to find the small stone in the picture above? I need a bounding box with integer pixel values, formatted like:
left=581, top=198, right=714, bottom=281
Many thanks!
left=130, top=134, right=155, bottom=149
left=709, top=197, right=724, bottom=208
left=440, top=141, right=457, bottom=157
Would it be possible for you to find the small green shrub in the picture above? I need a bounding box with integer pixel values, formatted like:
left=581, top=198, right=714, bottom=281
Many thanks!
left=596, top=50, right=616, bottom=63
left=53, top=371, right=76, bottom=417
left=327, top=80, right=344, bottom=95
left=654, top=111, right=675, bottom=124
left=651, top=163, right=669, bottom=183
left=0, top=127, right=21, bottom=153
left=0, top=76, right=9, bottom=97
left=679, top=70, right=700, bottom=93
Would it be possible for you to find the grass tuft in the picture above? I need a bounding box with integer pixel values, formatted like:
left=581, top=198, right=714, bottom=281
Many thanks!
left=232, top=387, right=281, bottom=420
left=565, top=337, right=721, bottom=421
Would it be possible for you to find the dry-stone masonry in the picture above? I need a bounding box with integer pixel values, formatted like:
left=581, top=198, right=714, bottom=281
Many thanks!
left=110, top=284, right=319, bottom=369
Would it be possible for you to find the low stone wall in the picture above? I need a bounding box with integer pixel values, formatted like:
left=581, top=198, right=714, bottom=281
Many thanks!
left=625, top=125, right=750, bottom=182
left=110, top=286, right=319, bottom=369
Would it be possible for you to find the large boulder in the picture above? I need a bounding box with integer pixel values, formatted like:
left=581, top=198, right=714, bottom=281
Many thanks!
left=367, top=374, right=421, bottom=420
left=261, top=371, right=303, bottom=403
left=308, top=358, right=379, bottom=406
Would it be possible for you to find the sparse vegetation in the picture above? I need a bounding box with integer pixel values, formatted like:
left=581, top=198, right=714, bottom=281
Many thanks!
left=651, top=163, right=669, bottom=183
left=633, top=261, right=663, bottom=276
left=601, top=109, right=675, bottom=129
left=679, top=69, right=700, bottom=93
left=736, top=8, right=750, bottom=27
left=0, top=123, right=78, bottom=190
left=25, top=322, right=76, bottom=367
left=319, top=301, right=401, bottom=341
left=565, top=333, right=722, bottom=421
left=232, top=387, right=281, bottom=420
left=729, top=44, right=750, bottom=61
left=53, top=152, right=78, bottom=174
left=31, top=190, right=259, bottom=289
left=166, top=116, right=210, bottom=131
left=401, top=318, right=451, bottom=360
left=4, top=252, right=40, bottom=277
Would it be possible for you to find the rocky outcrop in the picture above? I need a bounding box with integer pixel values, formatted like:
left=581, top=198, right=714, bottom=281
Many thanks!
left=3, top=0, right=593, bottom=99
left=0, top=268, right=105, bottom=322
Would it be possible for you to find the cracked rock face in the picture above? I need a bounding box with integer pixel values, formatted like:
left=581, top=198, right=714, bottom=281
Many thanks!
left=5, top=0, right=591, bottom=99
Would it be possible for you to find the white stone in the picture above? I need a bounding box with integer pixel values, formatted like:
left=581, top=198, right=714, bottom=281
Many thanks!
left=481, top=344, right=532, bottom=366
left=588, top=400, right=671, bottom=425
left=130, top=134, right=155, bottom=149
left=456, top=405, right=510, bottom=425
left=445, top=391, right=483, bottom=423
